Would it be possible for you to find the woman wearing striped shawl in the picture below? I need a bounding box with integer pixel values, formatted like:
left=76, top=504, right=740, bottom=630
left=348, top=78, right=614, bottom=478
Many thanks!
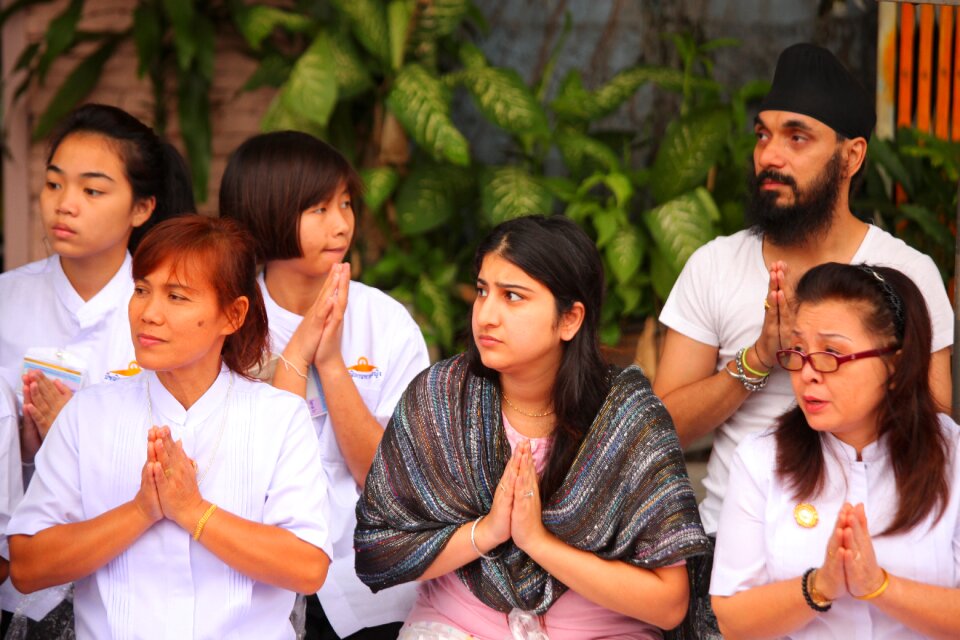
left=356, top=216, right=711, bottom=639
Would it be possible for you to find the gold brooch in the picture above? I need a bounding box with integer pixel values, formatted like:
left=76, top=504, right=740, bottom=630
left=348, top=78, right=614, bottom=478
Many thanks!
left=794, top=503, right=819, bottom=528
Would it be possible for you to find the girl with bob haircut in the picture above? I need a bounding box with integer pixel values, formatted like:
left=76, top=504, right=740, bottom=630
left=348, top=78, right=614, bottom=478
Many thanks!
left=0, top=103, right=195, bottom=629
left=711, top=262, right=960, bottom=638
left=220, top=131, right=428, bottom=639
left=356, top=215, right=711, bottom=639
left=7, top=216, right=332, bottom=639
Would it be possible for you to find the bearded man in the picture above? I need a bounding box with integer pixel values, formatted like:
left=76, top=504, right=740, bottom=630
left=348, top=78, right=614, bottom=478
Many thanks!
left=653, top=43, right=954, bottom=539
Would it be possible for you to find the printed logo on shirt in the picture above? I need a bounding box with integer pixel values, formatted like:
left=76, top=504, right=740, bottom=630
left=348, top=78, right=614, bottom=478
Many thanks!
left=347, top=357, right=382, bottom=380
left=103, top=361, right=142, bottom=382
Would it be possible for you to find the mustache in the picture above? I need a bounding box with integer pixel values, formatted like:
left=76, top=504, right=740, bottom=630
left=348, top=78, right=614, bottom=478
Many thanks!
left=756, top=169, right=798, bottom=189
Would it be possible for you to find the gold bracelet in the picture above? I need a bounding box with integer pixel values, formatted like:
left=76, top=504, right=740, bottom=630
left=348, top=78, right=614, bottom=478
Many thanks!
left=192, top=503, right=218, bottom=541
left=853, top=568, right=890, bottom=600
left=808, top=569, right=833, bottom=608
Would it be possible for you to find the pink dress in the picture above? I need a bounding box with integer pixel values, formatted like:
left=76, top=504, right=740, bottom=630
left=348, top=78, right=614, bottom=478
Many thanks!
left=404, top=414, right=671, bottom=640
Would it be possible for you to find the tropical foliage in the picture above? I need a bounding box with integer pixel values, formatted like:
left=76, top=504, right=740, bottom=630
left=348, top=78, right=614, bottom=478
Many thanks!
left=857, top=128, right=959, bottom=286
left=4, top=1, right=767, bottom=354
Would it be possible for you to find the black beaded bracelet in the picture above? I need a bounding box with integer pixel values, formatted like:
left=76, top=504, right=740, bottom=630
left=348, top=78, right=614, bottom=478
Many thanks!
left=802, top=567, right=832, bottom=612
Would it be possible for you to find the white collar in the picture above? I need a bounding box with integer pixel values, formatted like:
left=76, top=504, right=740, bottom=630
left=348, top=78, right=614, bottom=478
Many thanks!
left=142, top=366, right=234, bottom=426
left=52, top=253, right=133, bottom=329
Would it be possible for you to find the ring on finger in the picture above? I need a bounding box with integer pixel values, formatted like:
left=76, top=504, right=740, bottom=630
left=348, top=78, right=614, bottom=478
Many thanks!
left=763, top=298, right=771, bottom=311
left=164, top=468, right=173, bottom=478
left=523, top=490, right=535, bottom=498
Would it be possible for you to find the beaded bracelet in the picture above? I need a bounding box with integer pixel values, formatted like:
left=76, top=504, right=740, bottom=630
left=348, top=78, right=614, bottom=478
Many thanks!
left=802, top=567, right=832, bottom=612
left=470, top=515, right=498, bottom=560
left=725, top=348, right=768, bottom=392
left=853, top=568, right=890, bottom=600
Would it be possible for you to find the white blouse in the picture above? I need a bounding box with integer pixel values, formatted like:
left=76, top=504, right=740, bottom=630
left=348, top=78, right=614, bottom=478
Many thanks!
left=0, top=254, right=138, bottom=393
left=260, top=276, right=429, bottom=637
left=711, top=415, right=960, bottom=639
left=8, top=369, right=332, bottom=639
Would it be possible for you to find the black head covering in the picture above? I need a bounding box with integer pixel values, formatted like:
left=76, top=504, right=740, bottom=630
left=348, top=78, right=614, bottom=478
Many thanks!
left=759, top=43, right=875, bottom=140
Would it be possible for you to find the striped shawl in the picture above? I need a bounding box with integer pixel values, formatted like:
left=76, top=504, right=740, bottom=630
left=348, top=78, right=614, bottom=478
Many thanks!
left=355, top=354, right=711, bottom=631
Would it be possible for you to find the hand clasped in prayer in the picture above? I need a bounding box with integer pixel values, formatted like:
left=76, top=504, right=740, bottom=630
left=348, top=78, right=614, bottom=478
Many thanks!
left=136, top=426, right=207, bottom=533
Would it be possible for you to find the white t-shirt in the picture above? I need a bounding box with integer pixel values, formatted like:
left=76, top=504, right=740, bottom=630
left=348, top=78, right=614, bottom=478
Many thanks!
left=659, top=226, right=954, bottom=534
left=260, top=275, right=430, bottom=637
left=7, top=369, right=331, bottom=639
left=711, top=415, right=960, bottom=639
left=0, top=253, right=139, bottom=392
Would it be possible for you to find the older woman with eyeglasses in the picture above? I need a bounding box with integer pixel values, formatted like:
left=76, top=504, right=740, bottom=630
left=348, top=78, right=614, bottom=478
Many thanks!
left=710, top=262, right=960, bottom=639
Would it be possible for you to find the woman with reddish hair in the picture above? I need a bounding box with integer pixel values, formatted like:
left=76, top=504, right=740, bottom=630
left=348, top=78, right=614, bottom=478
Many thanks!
left=7, top=216, right=332, bottom=639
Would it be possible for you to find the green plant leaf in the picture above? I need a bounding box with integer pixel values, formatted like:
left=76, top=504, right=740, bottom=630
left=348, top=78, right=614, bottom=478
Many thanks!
left=331, top=0, right=391, bottom=66
left=194, top=15, right=215, bottom=80
left=242, top=55, right=292, bottom=91
left=554, top=128, right=620, bottom=175
left=32, top=36, right=119, bottom=141
left=649, top=245, right=681, bottom=301
left=650, top=108, right=730, bottom=202
left=460, top=65, right=550, bottom=138
left=867, top=136, right=913, bottom=195
left=387, top=0, right=413, bottom=71
left=178, top=69, right=211, bottom=202
left=604, top=225, right=643, bottom=285
left=162, top=0, right=196, bottom=71
left=234, top=5, right=313, bottom=51
left=592, top=209, right=620, bottom=248
left=415, top=272, right=455, bottom=351
left=458, top=42, right=487, bottom=70
left=541, top=176, right=578, bottom=202
left=132, top=3, right=162, bottom=78
left=282, top=32, right=339, bottom=127
left=260, top=90, right=326, bottom=137
left=13, top=41, right=40, bottom=72
left=360, top=167, right=400, bottom=215
left=616, top=281, right=643, bottom=315
left=329, top=30, right=374, bottom=99
left=394, top=165, right=458, bottom=235
left=552, top=66, right=715, bottom=122
left=644, top=187, right=720, bottom=274
left=898, top=204, right=955, bottom=249
left=386, top=64, right=469, bottom=166
left=411, top=0, right=472, bottom=41
left=37, top=0, right=83, bottom=83
left=481, top=166, right=553, bottom=224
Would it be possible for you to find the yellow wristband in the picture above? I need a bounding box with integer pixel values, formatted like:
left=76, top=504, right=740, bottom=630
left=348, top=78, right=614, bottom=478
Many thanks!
left=192, top=503, right=218, bottom=541
left=853, top=568, right=890, bottom=600
left=741, top=346, right=770, bottom=378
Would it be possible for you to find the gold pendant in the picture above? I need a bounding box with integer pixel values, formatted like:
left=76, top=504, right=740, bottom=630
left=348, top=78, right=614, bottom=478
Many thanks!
left=794, top=503, right=819, bottom=528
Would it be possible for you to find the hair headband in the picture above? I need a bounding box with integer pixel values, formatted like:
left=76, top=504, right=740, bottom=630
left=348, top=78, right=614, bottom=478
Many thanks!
left=857, top=265, right=905, bottom=341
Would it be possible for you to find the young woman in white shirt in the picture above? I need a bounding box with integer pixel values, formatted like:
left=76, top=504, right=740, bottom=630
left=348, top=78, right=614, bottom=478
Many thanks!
left=0, top=103, right=195, bottom=633
left=711, top=263, right=960, bottom=639
left=219, top=131, right=429, bottom=640
left=7, top=215, right=332, bottom=639
left=0, top=103, right=195, bottom=459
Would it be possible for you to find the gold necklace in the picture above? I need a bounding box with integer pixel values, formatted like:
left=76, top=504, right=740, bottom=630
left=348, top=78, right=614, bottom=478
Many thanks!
left=502, top=394, right=554, bottom=418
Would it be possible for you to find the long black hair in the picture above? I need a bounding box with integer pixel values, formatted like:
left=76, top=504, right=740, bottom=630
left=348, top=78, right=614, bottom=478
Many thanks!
left=46, top=103, right=196, bottom=252
left=775, top=262, right=947, bottom=535
left=466, top=215, right=611, bottom=499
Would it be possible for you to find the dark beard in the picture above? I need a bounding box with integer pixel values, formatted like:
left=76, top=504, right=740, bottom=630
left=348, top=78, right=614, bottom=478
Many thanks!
left=746, top=151, right=843, bottom=247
